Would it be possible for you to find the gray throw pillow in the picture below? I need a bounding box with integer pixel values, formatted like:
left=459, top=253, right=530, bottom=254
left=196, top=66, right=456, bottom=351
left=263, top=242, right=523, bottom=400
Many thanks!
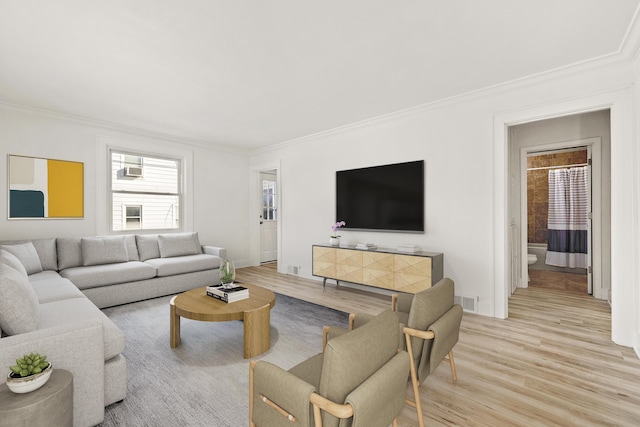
left=56, top=237, right=83, bottom=270
left=124, top=235, right=140, bottom=261
left=0, top=249, right=28, bottom=276
left=31, top=238, right=58, bottom=271
left=0, top=242, right=43, bottom=275
left=158, top=232, right=202, bottom=258
left=0, top=255, right=39, bottom=335
left=81, top=236, right=129, bottom=266
left=136, top=234, right=160, bottom=261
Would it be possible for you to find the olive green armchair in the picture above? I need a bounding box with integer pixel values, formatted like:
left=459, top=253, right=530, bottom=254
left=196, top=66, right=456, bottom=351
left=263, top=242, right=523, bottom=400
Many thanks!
left=392, top=277, right=463, bottom=427
left=249, top=310, right=410, bottom=427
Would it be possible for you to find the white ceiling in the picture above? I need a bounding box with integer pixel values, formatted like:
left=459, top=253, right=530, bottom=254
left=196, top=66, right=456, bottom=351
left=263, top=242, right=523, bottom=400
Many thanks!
left=1, top=0, right=639, bottom=151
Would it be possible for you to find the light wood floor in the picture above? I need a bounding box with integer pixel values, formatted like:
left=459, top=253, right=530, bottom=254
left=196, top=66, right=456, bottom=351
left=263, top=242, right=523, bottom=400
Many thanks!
left=238, top=265, right=640, bottom=427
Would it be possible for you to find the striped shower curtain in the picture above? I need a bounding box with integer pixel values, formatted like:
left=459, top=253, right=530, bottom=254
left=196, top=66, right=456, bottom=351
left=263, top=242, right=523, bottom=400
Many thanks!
left=545, top=166, right=589, bottom=268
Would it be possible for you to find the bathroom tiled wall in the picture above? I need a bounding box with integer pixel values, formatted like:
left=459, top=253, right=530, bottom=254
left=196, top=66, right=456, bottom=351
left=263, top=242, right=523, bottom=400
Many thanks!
left=527, top=150, right=588, bottom=244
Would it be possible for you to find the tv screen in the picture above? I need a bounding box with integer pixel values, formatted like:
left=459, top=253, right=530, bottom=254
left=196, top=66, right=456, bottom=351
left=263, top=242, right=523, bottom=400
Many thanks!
left=336, top=160, right=424, bottom=233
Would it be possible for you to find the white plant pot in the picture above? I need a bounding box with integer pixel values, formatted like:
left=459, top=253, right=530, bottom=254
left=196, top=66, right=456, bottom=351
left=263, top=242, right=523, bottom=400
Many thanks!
left=6, top=363, right=52, bottom=394
left=329, top=237, right=340, bottom=246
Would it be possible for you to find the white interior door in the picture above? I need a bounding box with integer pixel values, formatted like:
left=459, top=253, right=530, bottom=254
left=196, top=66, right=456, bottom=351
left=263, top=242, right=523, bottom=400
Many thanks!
left=260, top=172, right=278, bottom=263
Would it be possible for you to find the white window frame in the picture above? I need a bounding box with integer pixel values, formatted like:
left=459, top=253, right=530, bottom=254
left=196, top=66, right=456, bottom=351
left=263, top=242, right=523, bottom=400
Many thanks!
left=97, top=135, right=194, bottom=235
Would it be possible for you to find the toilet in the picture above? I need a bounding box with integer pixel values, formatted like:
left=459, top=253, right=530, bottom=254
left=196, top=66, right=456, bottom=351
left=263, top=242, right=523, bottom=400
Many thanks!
left=527, top=253, right=538, bottom=281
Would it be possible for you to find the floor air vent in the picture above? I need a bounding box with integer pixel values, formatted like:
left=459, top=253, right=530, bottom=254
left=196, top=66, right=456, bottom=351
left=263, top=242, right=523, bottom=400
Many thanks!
left=287, top=265, right=300, bottom=275
left=454, top=295, right=478, bottom=313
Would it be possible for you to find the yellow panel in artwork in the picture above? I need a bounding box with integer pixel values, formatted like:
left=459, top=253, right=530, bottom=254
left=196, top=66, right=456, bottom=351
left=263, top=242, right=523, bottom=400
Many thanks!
left=47, top=160, right=84, bottom=218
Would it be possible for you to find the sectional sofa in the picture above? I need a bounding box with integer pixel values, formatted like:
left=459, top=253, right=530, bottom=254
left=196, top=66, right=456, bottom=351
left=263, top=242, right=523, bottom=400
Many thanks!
left=0, top=232, right=225, bottom=427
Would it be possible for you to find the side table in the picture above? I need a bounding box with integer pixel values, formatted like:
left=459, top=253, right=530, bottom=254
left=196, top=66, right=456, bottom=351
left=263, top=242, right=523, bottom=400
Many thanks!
left=0, top=369, right=73, bottom=427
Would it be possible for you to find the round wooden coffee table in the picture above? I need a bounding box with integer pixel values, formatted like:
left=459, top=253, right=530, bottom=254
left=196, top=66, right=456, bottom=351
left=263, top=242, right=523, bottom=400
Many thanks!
left=170, top=283, right=276, bottom=358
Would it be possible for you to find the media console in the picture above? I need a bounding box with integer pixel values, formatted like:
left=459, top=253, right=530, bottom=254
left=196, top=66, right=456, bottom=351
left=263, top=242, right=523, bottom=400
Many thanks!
left=312, top=244, right=443, bottom=293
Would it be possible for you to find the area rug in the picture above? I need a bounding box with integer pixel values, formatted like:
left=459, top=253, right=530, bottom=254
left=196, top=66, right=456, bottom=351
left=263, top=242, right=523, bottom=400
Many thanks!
left=99, top=293, right=349, bottom=426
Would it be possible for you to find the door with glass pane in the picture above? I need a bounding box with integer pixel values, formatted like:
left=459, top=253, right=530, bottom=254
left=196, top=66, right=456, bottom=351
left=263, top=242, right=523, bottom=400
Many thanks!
left=260, top=172, right=277, bottom=263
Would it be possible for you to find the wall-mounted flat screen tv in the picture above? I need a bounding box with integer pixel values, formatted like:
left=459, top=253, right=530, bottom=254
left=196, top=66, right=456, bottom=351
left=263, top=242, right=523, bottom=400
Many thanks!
left=336, top=160, right=424, bottom=233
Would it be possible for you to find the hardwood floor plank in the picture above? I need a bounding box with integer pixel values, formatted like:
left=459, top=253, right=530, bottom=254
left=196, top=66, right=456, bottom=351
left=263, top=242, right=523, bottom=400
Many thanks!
left=237, top=265, right=640, bottom=426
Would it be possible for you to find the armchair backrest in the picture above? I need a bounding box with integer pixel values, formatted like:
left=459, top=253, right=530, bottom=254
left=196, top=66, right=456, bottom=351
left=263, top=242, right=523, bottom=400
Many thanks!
left=319, top=309, right=405, bottom=427
left=407, top=277, right=462, bottom=381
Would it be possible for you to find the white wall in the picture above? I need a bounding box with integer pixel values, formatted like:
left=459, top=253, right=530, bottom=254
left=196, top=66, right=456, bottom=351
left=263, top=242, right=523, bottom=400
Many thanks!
left=0, top=105, right=251, bottom=264
left=250, top=61, right=639, bottom=349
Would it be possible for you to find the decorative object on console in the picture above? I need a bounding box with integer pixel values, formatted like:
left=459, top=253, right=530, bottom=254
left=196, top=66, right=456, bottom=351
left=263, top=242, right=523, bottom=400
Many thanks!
left=6, top=352, right=52, bottom=394
left=397, top=244, right=419, bottom=253
left=330, top=221, right=346, bottom=246
left=355, top=243, right=377, bottom=250
left=219, top=259, right=236, bottom=288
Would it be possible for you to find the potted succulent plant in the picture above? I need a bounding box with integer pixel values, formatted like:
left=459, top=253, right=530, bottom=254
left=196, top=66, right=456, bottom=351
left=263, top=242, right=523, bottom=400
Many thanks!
left=6, top=352, right=52, bottom=394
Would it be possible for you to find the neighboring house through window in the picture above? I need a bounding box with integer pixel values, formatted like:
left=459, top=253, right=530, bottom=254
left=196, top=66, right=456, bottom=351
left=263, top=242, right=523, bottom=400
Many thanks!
left=110, top=150, right=181, bottom=232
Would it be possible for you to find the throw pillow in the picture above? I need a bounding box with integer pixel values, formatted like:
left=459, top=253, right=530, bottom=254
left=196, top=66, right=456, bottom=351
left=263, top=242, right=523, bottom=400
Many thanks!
left=158, top=232, right=202, bottom=258
left=31, top=238, right=58, bottom=271
left=124, top=235, right=140, bottom=261
left=136, top=234, right=160, bottom=261
left=0, top=242, right=43, bottom=275
left=56, top=237, right=83, bottom=270
left=0, top=249, right=28, bottom=276
left=81, top=236, right=129, bottom=266
left=0, top=258, right=39, bottom=335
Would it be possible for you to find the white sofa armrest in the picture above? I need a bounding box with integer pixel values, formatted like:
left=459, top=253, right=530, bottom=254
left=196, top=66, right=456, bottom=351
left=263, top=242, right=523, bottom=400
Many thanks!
left=0, top=321, right=106, bottom=427
left=202, top=245, right=227, bottom=259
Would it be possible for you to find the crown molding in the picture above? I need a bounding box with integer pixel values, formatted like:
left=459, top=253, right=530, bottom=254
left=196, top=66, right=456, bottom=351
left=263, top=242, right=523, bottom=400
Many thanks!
left=252, top=5, right=640, bottom=156
left=0, top=100, right=250, bottom=156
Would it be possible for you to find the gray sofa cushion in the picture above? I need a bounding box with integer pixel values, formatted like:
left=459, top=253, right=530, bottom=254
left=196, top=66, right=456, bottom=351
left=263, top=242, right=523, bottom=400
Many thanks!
left=136, top=234, right=160, bottom=261
left=57, top=237, right=83, bottom=270
left=0, top=254, right=40, bottom=335
left=158, top=232, right=202, bottom=258
left=38, top=297, right=126, bottom=360
left=29, top=274, right=86, bottom=304
left=81, top=236, right=128, bottom=266
left=60, top=261, right=157, bottom=290
left=145, top=254, right=221, bottom=277
left=0, top=242, right=43, bottom=274
left=124, top=235, right=139, bottom=261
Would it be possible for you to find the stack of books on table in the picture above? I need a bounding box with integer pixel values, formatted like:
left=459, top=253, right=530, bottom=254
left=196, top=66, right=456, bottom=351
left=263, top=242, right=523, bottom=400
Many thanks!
left=206, top=284, right=249, bottom=303
left=355, top=243, right=378, bottom=251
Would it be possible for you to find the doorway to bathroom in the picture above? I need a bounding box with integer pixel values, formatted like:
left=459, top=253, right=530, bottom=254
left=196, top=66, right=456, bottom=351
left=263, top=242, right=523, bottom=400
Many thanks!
left=508, top=109, right=611, bottom=301
left=523, top=146, right=593, bottom=296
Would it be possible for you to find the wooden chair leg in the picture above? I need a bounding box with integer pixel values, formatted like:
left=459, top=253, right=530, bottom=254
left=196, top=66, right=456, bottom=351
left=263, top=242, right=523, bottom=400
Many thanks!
left=448, top=350, right=457, bottom=381
left=312, top=403, right=323, bottom=427
left=392, top=417, right=399, bottom=427
left=405, top=333, right=425, bottom=427
left=249, top=361, right=256, bottom=427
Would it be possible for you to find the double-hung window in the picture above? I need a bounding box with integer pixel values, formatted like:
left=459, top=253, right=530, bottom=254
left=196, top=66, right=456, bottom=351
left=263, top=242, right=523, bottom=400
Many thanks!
left=110, top=150, right=181, bottom=231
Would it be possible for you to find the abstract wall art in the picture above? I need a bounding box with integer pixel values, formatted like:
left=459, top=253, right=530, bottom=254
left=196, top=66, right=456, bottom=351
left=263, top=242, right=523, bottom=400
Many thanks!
left=8, top=155, right=84, bottom=219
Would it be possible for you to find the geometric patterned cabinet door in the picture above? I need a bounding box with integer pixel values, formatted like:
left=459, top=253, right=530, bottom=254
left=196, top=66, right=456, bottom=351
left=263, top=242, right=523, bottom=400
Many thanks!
left=312, top=245, right=443, bottom=293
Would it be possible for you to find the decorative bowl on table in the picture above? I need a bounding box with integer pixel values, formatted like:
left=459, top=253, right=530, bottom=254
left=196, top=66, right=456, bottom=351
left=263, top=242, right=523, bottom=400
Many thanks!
left=6, top=363, right=53, bottom=394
